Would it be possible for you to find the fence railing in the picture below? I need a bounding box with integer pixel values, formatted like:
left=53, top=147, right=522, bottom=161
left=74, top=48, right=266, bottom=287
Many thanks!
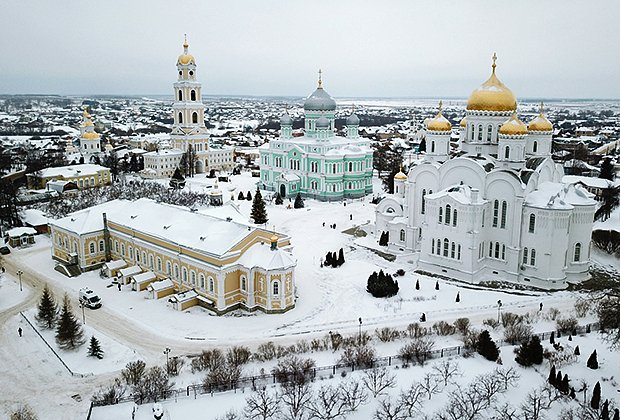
left=91, top=321, right=600, bottom=410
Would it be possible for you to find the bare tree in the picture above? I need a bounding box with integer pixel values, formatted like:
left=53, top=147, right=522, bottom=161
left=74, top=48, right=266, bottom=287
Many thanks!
left=374, top=397, right=409, bottom=420
left=362, top=367, right=396, bottom=398
left=279, top=382, right=313, bottom=420
left=419, top=373, right=442, bottom=400
left=494, top=367, right=520, bottom=391
left=492, top=403, right=519, bottom=420
left=519, top=384, right=563, bottom=420
left=9, top=404, right=38, bottom=420
left=307, top=384, right=350, bottom=420
left=215, top=410, right=240, bottom=420
left=399, top=382, right=425, bottom=417
left=432, top=360, right=462, bottom=387
left=244, top=386, right=279, bottom=420
left=398, top=336, right=435, bottom=365
left=339, top=380, right=369, bottom=413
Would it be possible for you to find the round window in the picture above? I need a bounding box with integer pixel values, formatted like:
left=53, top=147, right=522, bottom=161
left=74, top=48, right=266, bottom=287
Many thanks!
left=178, top=71, right=182, bottom=76
left=189, top=70, right=194, bottom=76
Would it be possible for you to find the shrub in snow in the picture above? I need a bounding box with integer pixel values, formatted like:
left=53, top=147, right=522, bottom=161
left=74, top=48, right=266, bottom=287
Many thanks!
left=500, top=312, right=523, bottom=328
left=246, top=191, right=252, bottom=201
left=274, top=192, right=283, bottom=205
left=91, top=378, right=127, bottom=406
left=237, top=191, right=245, bottom=200
left=121, top=360, right=146, bottom=386
left=503, top=322, right=533, bottom=345
left=272, top=355, right=316, bottom=385
left=375, top=327, right=401, bottom=342
left=254, top=342, right=277, bottom=362
left=191, top=349, right=225, bottom=373
left=435, top=280, right=439, bottom=290
left=415, top=279, right=420, bottom=290
left=87, top=336, right=104, bottom=359
left=587, top=350, right=599, bottom=369
left=574, top=299, right=591, bottom=318
left=339, top=344, right=376, bottom=369
left=591, top=381, right=601, bottom=410
left=574, top=345, right=580, bottom=356
left=243, top=386, right=280, bottom=420
left=476, top=330, right=499, bottom=361
left=166, top=356, right=184, bottom=376
left=36, top=283, right=58, bottom=329
left=294, top=193, right=304, bottom=209
left=227, top=346, right=251, bottom=368
left=398, top=336, right=435, bottom=366
left=556, top=317, right=579, bottom=334
left=455, top=292, right=460, bottom=302
left=133, top=366, right=175, bottom=403
left=514, top=335, right=543, bottom=367
left=9, top=404, right=38, bottom=420
left=366, top=270, right=399, bottom=298
left=406, top=323, right=428, bottom=338
left=432, top=321, right=456, bottom=336
left=454, top=318, right=470, bottom=335
left=55, top=293, right=85, bottom=350
left=482, top=318, right=500, bottom=329
left=394, top=268, right=406, bottom=277
left=378, top=231, right=389, bottom=246
left=548, top=307, right=560, bottom=321
left=548, top=365, right=556, bottom=386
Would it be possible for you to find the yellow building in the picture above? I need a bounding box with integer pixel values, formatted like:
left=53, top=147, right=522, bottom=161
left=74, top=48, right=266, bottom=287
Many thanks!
left=28, top=163, right=111, bottom=190
left=48, top=198, right=297, bottom=314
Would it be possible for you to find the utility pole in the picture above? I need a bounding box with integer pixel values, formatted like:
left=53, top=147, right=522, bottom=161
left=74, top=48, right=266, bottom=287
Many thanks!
left=17, top=270, right=23, bottom=292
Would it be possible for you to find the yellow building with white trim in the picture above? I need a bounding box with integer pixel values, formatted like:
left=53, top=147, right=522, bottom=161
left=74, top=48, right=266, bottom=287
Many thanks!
left=49, top=198, right=297, bottom=314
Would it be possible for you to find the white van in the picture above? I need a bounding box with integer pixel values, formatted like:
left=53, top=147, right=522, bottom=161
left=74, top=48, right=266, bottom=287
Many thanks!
left=79, top=287, right=102, bottom=309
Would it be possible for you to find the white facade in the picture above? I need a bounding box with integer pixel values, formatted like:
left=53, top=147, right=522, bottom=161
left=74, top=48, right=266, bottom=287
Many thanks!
left=78, top=109, right=101, bottom=159
left=376, top=58, right=596, bottom=289
left=142, top=149, right=183, bottom=178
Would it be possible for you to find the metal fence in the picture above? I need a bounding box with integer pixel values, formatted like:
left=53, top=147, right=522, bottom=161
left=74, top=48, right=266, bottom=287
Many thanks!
left=91, top=321, right=600, bottom=411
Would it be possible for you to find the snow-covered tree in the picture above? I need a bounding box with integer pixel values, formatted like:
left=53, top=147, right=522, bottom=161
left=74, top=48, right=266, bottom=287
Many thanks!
left=55, top=294, right=85, bottom=350
left=250, top=188, right=268, bottom=225
left=87, top=335, right=104, bottom=359
left=35, top=283, right=58, bottom=329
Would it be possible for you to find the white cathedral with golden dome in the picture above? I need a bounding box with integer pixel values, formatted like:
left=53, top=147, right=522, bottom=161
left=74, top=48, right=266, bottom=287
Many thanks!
left=79, top=108, right=102, bottom=158
left=376, top=55, right=596, bottom=289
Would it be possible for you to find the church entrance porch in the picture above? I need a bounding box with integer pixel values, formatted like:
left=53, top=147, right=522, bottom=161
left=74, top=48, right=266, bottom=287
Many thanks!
left=280, top=184, right=286, bottom=198
left=195, top=159, right=205, bottom=174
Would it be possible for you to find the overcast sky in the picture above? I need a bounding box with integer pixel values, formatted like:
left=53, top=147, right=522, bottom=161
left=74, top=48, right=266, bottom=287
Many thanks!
left=1, top=0, right=619, bottom=99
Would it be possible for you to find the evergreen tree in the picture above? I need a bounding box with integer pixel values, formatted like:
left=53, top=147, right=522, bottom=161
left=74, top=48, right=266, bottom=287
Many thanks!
left=602, top=400, right=610, bottom=420
left=530, top=335, right=543, bottom=365
left=294, top=193, right=304, bottom=209
left=574, top=345, right=580, bottom=356
left=561, top=374, right=569, bottom=394
left=237, top=191, right=245, bottom=200
left=435, top=281, right=439, bottom=290
left=569, top=387, right=576, bottom=399
left=337, top=248, right=345, bottom=266
left=379, top=231, right=388, bottom=246
left=246, top=191, right=252, bottom=201
left=476, top=330, right=499, bottom=361
left=591, top=381, right=601, bottom=410
left=35, top=283, right=58, bottom=329
left=325, top=251, right=333, bottom=267
left=600, top=157, right=615, bottom=181
left=418, top=138, right=426, bottom=153
left=169, top=168, right=186, bottom=189
left=55, top=294, right=85, bottom=350
left=612, top=408, right=619, bottom=420
left=415, top=279, right=420, bottom=290
left=274, top=192, right=283, bottom=205
left=548, top=365, right=556, bottom=386
left=366, top=270, right=399, bottom=298
left=455, top=292, right=460, bottom=303
left=556, top=370, right=562, bottom=388
left=250, top=188, right=268, bottom=225
left=515, top=335, right=543, bottom=367
left=587, top=350, right=599, bottom=369
left=549, top=331, right=555, bottom=345
left=87, top=335, right=104, bottom=359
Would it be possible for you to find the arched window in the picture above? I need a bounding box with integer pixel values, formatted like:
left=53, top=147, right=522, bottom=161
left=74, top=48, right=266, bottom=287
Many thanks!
left=489, top=242, right=493, bottom=257
left=273, top=281, right=280, bottom=296
left=437, top=238, right=441, bottom=255
left=502, top=244, right=506, bottom=260
left=199, top=274, right=205, bottom=289
left=482, top=209, right=485, bottom=227
left=348, top=182, right=352, bottom=189
left=451, top=242, right=455, bottom=258
left=493, top=200, right=499, bottom=227
left=457, top=244, right=461, bottom=260
left=142, top=252, right=147, bottom=264
left=438, top=207, right=443, bottom=223
left=166, top=261, right=172, bottom=275
left=121, top=244, right=125, bottom=256
left=190, top=271, right=196, bottom=286
left=400, top=229, right=405, bottom=242
left=470, top=124, right=474, bottom=141
left=523, top=247, right=528, bottom=265
left=208, top=277, right=214, bottom=293
left=136, top=251, right=140, bottom=263
left=431, top=141, right=435, bottom=153
left=190, top=90, right=196, bottom=101
left=129, top=246, right=134, bottom=259
left=178, top=90, right=183, bottom=101
left=421, top=189, right=427, bottom=214
left=348, top=162, right=353, bottom=172
left=445, top=205, right=451, bottom=225
left=333, top=163, right=337, bottom=173
left=99, top=240, right=105, bottom=252
left=530, top=249, right=536, bottom=266
left=504, top=146, right=510, bottom=159
left=241, top=276, right=247, bottom=291
left=533, top=141, right=538, bottom=153
left=192, top=112, right=198, bottom=124
left=500, top=201, right=507, bottom=229
left=432, top=239, right=435, bottom=254
left=495, top=242, right=500, bottom=259
left=157, top=257, right=162, bottom=272
left=478, top=124, right=483, bottom=141
left=89, top=242, right=95, bottom=254
left=487, top=125, right=493, bottom=141
left=178, top=112, right=183, bottom=123
left=529, top=214, right=536, bottom=233
left=114, top=241, right=118, bottom=253
left=443, top=238, right=449, bottom=257
left=173, top=264, right=179, bottom=279
left=182, top=268, right=188, bottom=283
left=574, top=243, right=581, bottom=262
left=453, top=209, right=457, bottom=226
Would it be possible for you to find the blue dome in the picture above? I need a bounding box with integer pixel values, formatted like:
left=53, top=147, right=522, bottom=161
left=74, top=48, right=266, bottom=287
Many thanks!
left=346, top=113, right=360, bottom=126
left=304, top=87, right=337, bottom=111
left=280, top=113, right=293, bottom=126
left=316, top=116, right=330, bottom=129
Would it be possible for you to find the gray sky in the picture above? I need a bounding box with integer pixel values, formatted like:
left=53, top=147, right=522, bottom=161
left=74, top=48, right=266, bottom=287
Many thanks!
left=1, top=0, right=619, bottom=99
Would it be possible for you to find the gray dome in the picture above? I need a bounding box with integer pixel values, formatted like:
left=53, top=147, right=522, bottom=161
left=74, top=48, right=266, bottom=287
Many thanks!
left=346, top=113, right=360, bottom=126
left=316, top=116, right=330, bottom=129
left=280, top=113, right=293, bottom=126
left=304, top=87, right=337, bottom=111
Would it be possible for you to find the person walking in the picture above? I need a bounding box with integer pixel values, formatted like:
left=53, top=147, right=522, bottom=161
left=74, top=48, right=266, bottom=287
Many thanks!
left=18, top=327, right=22, bottom=337
left=117, top=282, right=122, bottom=291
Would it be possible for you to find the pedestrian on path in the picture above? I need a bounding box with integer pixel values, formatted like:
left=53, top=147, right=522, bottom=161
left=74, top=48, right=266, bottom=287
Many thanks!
left=18, top=327, right=22, bottom=337
left=117, top=282, right=122, bottom=291
left=539, top=302, right=543, bottom=311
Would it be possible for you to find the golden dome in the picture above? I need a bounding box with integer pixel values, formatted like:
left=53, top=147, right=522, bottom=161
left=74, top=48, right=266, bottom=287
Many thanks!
left=459, top=116, right=467, bottom=128
left=82, top=131, right=100, bottom=140
left=82, top=120, right=94, bottom=127
left=394, top=171, right=407, bottom=181
left=426, top=101, right=452, bottom=132
left=466, top=54, right=517, bottom=112
left=499, top=113, right=528, bottom=136
left=177, top=34, right=195, bottom=65
left=527, top=102, right=553, bottom=132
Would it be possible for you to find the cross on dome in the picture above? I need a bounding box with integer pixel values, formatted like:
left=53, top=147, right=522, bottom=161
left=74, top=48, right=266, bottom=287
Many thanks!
left=492, top=52, right=497, bottom=72
left=318, top=69, right=323, bottom=88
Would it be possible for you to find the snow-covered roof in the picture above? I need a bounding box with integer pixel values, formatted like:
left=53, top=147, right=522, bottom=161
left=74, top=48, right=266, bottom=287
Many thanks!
left=133, top=271, right=156, bottom=283
left=234, top=242, right=296, bottom=270
left=6, top=227, right=37, bottom=237
left=280, top=173, right=300, bottom=182
left=147, top=278, right=174, bottom=291
left=171, top=289, right=198, bottom=303
left=119, top=265, right=142, bottom=277
left=50, top=200, right=129, bottom=235
left=103, top=259, right=126, bottom=270
left=562, top=175, right=614, bottom=189
left=21, top=208, right=49, bottom=226
left=144, top=149, right=183, bottom=157
left=525, top=182, right=596, bottom=210
left=426, top=184, right=485, bottom=205
left=38, top=164, right=109, bottom=179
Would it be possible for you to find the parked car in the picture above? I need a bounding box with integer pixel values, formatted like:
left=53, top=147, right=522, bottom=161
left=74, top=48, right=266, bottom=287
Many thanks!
left=0, top=246, right=10, bottom=255
left=79, top=287, right=102, bottom=309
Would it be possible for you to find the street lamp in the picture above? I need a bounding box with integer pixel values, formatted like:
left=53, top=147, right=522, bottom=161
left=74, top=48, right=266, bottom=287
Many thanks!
left=16, top=270, right=23, bottom=292
left=497, top=300, right=503, bottom=323
left=164, top=347, right=171, bottom=373
left=79, top=303, right=85, bottom=325
left=358, top=317, right=362, bottom=346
